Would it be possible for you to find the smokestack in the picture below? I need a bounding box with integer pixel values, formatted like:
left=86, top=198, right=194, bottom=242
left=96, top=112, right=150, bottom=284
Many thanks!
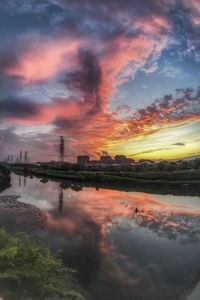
left=20, top=151, right=22, bottom=163
left=24, top=151, right=28, bottom=163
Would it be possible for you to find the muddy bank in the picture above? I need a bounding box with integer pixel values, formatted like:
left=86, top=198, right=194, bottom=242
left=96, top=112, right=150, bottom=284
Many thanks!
left=0, top=195, right=47, bottom=233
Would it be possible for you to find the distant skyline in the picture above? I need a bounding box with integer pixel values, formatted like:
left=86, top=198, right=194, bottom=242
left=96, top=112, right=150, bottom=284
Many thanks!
left=0, top=0, right=200, bottom=161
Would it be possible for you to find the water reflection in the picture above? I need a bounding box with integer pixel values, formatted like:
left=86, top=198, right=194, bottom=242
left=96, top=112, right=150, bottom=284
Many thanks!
left=1, top=174, right=200, bottom=300
left=18, top=176, right=27, bottom=187
left=58, top=184, right=64, bottom=213
left=23, top=176, right=26, bottom=187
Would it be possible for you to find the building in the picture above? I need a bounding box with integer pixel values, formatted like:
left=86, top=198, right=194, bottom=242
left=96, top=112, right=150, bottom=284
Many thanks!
left=77, top=155, right=90, bottom=166
left=89, top=160, right=101, bottom=166
left=114, top=155, right=134, bottom=165
left=100, top=156, right=114, bottom=165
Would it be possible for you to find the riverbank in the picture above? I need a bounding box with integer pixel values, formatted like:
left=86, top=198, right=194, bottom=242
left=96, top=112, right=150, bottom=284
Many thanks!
left=2, top=173, right=200, bottom=300
left=0, top=195, right=85, bottom=300
left=12, top=165, right=200, bottom=196
left=0, top=164, right=11, bottom=192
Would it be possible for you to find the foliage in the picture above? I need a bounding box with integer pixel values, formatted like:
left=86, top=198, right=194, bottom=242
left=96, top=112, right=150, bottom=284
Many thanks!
left=0, top=227, right=85, bottom=300
left=0, top=164, right=11, bottom=192
left=0, top=164, right=10, bottom=176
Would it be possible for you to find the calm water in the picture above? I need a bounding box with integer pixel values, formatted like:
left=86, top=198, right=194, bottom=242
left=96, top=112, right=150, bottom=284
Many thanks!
left=1, top=173, right=200, bottom=300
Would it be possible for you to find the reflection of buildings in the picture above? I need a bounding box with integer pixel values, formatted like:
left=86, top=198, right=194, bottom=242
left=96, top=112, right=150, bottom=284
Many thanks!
left=18, top=176, right=27, bottom=187
left=77, top=154, right=135, bottom=166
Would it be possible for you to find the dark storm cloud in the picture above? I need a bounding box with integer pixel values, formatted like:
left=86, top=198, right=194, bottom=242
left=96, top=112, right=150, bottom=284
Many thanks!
left=54, top=48, right=103, bottom=131
left=0, top=97, right=40, bottom=118
left=54, top=0, right=172, bottom=42
left=53, top=113, right=93, bottom=132
left=63, top=48, right=102, bottom=112
left=53, top=118, right=78, bottom=130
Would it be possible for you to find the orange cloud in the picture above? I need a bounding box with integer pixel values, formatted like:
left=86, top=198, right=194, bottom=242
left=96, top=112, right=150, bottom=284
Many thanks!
left=1, top=10, right=199, bottom=160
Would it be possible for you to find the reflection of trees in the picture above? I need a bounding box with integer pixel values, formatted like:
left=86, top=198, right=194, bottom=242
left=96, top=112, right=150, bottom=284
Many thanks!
left=60, top=181, right=83, bottom=191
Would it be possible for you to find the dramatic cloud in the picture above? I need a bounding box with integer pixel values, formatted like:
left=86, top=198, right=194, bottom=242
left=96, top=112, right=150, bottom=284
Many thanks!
left=61, top=48, right=102, bottom=113
left=0, top=97, right=40, bottom=119
left=2, top=35, right=81, bottom=83
left=0, top=0, right=200, bottom=160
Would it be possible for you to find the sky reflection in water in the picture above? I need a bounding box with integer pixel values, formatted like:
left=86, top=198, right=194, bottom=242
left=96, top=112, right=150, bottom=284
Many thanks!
left=1, top=174, right=200, bottom=300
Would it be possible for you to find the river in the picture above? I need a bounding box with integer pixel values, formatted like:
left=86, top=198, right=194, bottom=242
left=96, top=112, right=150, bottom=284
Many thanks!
left=1, top=173, right=200, bottom=300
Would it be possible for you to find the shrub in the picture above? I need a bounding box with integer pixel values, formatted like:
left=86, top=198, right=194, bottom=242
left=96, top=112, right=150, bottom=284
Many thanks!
left=0, top=228, right=84, bottom=300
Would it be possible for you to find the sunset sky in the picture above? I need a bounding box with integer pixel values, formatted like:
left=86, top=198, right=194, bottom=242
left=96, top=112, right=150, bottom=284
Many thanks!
left=0, top=0, right=200, bottom=162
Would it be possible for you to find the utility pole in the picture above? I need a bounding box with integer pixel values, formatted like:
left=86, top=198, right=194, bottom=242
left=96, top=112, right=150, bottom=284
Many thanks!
left=59, top=136, right=65, bottom=164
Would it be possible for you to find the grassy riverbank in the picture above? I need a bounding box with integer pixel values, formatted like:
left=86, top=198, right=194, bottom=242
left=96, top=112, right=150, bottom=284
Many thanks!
left=12, top=165, right=200, bottom=196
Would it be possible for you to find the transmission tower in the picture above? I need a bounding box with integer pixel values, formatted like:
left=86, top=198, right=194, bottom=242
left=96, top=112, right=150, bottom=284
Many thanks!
left=59, top=136, right=65, bottom=163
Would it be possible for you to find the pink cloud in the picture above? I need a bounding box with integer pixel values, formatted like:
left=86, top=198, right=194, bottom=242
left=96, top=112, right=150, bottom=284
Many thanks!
left=5, top=35, right=82, bottom=83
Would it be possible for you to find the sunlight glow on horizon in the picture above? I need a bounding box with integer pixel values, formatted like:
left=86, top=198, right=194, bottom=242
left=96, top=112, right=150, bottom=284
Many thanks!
left=106, top=120, right=200, bottom=160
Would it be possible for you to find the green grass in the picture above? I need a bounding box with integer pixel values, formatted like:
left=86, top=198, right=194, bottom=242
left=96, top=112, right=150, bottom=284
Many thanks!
left=21, top=167, right=200, bottom=182
left=0, top=227, right=84, bottom=300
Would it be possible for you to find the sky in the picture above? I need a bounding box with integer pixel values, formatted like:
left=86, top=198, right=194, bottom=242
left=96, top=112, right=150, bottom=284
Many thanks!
left=0, top=0, right=200, bottom=162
